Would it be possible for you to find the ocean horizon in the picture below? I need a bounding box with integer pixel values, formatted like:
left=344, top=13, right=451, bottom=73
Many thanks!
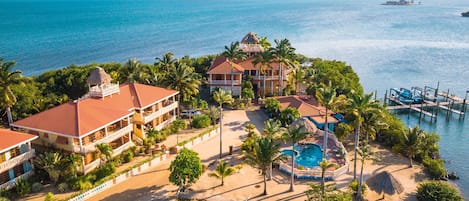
left=1, top=0, right=469, bottom=198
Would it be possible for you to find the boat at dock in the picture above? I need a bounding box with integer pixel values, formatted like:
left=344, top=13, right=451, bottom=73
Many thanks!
left=382, top=0, right=418, bottom=5
left=390, top=88, right=423, bottom=104
left=462, top=11, right=469, bottom=17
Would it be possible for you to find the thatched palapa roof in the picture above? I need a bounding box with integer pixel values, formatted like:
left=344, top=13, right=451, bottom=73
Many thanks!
left=87, top=67, right=112, bottom=85
left=241, top=32, right=260, bottom=44
left=290, top=117, right=318, bottom=134
left=366, top=171, right=404, bottom=195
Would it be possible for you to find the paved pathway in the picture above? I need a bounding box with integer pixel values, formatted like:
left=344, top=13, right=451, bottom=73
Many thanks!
left=91, top=107, right=268, bottom=201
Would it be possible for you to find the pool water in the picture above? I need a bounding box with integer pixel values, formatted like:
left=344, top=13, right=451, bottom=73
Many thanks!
left=281, top=144, right=323, bottom=168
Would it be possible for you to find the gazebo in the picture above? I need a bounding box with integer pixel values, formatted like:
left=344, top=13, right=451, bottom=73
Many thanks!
left=87, top=67, right=112, bottom=86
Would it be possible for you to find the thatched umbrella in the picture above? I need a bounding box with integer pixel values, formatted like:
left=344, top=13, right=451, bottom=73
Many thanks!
left=241, top=32, right=260, bottom=44
left=290, top=117, right=318, bottom=134
left=87, top=67, right=112, bottom=85
left=366, top=171, right=404, bottom=198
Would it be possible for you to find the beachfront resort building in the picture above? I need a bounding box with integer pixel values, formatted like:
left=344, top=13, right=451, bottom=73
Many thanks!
left=208, top=32, right=289, bottom=96
left=0, top=129, right=37, bottom=189
left=10, top=67, right=179, bottom=173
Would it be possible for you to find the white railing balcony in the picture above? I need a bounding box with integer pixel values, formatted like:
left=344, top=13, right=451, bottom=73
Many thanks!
left=89, top=83, right=120, bottom=98
left=82, top=125, right=133, bottom=153
left=84, top=159, right=101, bottom=174
left=144, top=101, right=178, bottom=123
left=0, top=149, right=35, bottom=173
left=253, top=75, right=280, bottom=80
left=209, top=80, right=241, bottom=85
left=0, top=171, right=33, bottom=190
left=155, top=116, right=177, bottom=130
left=111, top=142, right=135, bottom=157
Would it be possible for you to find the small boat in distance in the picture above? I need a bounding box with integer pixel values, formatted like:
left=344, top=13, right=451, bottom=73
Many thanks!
left=382, top=0, right=419, bottom=5
left=462, top=11, right=469, bottom=17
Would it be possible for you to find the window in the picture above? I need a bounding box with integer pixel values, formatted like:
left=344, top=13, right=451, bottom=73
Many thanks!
left=43, top=133, right=48, bottom=138
left=9, top=147, right=20, bottom=158
left=0, top=171, right=10, bottom=184
left=136, top=124, right=142, bottom=129
left=56, top=136, right=69, bottom=145
left=0, top=153, right=6, bottom=163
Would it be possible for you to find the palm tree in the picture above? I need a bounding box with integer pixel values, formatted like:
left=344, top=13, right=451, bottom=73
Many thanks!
left=316, top=83, right=345, bottom=160
left=402, top=126, right=425, bottom=168
left=204, top=106, right=220, bottom=126
left=347, top=92, right=380, bottom=180
left=160, top=61, right=200, bottom=105
left=270, top=39, right=295, bottom=96
left=155, top=52, right=176, bottom=72
left=34, top=152, right=63, bottom=184
left=96, top=143, right=113, bottom=166
left=282, top=125, right=308, bottom=192
left=0, top=58, right=23, bottom=126
left=262, top=119, right=282, bottom=139
left=122, top=58, right=142, bottom=82
left=290, top=67, right=305, bottom=94
left=356, top=142, right=373, bottom=200
left=222, top=42, right=247, bottom=95
left=319, top=160, right=335, bottom=198
left=361, top=109, right=388, bottom=142
left=213, top=88, right=234, bottom=158
left=208, top=160, right=235, bottom=186
left=244, top=137, right=283, bottom=195
left=253, top=51, right=274, bottom=97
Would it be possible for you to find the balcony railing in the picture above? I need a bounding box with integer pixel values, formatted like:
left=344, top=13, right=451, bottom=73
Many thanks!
left=155, top=116, right=177, bottom=130
left=0, top=149, right=35, bottom=173
left=252, top=75, right=280, bottom=80
left=84, top=159, right=101, bottom=174
left=111, top=142, right=135, bottom=157
left=81, top=125, right=133, bottom=153
left=0, top=171, right=33, bottom=190
left=89, top=83, right=120, bottom=98
left=209, top=80, right=241, bottom=85
left=144, top=101, right=178, bottom=123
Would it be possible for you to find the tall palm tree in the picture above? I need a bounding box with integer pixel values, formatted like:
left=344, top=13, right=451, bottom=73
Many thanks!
left=347, top=92, right=380, bottom=180
left=316, top=83, right=345, bottom=160
left=290, top=66, right=305, bottom=94
left=96, top=143, right=113, bottom=166
left=402, top=126, right=425, bottom=168
left=34, top=152, right=63, bottom=184
left=65, top=153, right=83, bottom=177
left=253, top=51, right=274, bottom=97
left=262, top=118, right=283, bottom=180
left=122, top=58, right=142, bottom=83
left=160, top=61, right=200, bottom=105
left=222, top=42, right=247, bottom=95
left=155, top=52, right=176, bottom=73
left=244, top=137, right=283, bottom=195
left=319, top=159, right=336, bottom=199
left=361, top=109, right=388, bottom=142
left=208, top=160, right=235, bottom=186
left=270, top=39, right=295, bottom=96
left=356, top=142, right=373, bottom=200
left=282, top=125, right=308, bottom=192
left=213, top=88, right=234, bottom=158
left=0, top=58, right=23, bottom=126
left=204, top=106, right=220, bottom=126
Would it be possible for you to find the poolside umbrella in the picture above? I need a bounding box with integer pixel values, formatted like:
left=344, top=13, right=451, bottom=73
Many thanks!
left=290, top=117, right=318, bottom=134
left=366, top=171, right=403, bottom=197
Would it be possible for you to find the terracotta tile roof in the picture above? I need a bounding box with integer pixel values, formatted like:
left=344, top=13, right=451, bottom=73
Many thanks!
left=0, top=129, right=37, bottom=153
left=207, top=56, right=244, bottom=74
left=274, top=96, right=337, bottom=120
left=11, top=83, right=178, bottom=137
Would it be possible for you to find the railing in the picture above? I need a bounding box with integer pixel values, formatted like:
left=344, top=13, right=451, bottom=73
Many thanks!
left=209, top=80, right=241, bottom=85
left=253, top=75, right=279, bottom=80
left=0, top=150, right=35, bottom=173
left=0, top=171, right=33, bottom=190
left=144, top=101, right=177, bottom=123
left=84, top=159, right=101, bottom=174
left=89, top=83, right=120, bottom=98
left=155, top=116, right=176, bottom=130
left=82, top=125, right=133, bottom=153
left=111, top=142, right=135, bottom=157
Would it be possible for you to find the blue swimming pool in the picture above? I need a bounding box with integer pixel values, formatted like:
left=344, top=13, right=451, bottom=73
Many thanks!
left=281, top=144, right=323, bottom=168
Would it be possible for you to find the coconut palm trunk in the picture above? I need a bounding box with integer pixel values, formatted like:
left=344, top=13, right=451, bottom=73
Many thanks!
left=289, top=141, right=295, bottom=192
left=279, top=64, right=283, bottom=95
left=357, top=157, right=365, bottom=199
left=6, top=107, right=13, bottom=125
left=353, top=123, right=360, bottom=180
left=263, top=172, right=268, bottom=195
left=219, top=106, right=223, bottom=159
left=323, top=108, right=329, bottom=159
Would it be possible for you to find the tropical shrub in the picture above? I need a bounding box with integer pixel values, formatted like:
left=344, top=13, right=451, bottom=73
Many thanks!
left=264, top=98, right=280, bottom=117
left=348, top=180, right=366, bottom=196
left=422, top=157, right=446, bottom=179
left=191, top=115, right=211, bottom=128
left=0, top=197, right=9, bottom=201
left=169, top=148, right=203, bottom=193
left=122, top=150, right=134, bottom=163
left=95, top=162, right=116, bottom=181
left=13, top=179, right=31, bottom=196
left=57, top=182, right=68, bottom=193
left=31, top=182, right=43, bottom=192
left=279, top=107, right=301, bottom=126
left=69, top=175, right=95, bottom=191
left=171, top=119, right=187, bottom=133
left=44, top=192, right=58, bottom=201
left=416, top=181, right=463, bottom=201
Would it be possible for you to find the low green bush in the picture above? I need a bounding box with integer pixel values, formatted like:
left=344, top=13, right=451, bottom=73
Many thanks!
left=171, top=119, right=187, bottom=133
left=44, top=192, right=58, bottom=201
left=122, top=150, right=134, bottom=163
left=191, top=115, right=211, bottom=128
left=348, top=180, right=366, bottom=196
left=14, top=179, right=31, bottom=196
left=423, top=158, right=446, bottom=179
left=416, top=181, right=463, bottom=201
left=31, top=182, right=43, bottom=193
left=95, top=162, right=116, bottom=181
left=57, top=182, right=68, bottom=193
left=0, top=197, right=10, bottom=201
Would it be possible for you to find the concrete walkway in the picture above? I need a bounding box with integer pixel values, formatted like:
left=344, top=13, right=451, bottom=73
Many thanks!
left=90, top=107, right=268, bottom=201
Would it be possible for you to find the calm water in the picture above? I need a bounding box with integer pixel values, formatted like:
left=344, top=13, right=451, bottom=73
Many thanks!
left=1, top=0, right=469, bottom=197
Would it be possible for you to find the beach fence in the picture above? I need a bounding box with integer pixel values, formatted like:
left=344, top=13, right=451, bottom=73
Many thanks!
left=69, top=127, right=220, bottom=201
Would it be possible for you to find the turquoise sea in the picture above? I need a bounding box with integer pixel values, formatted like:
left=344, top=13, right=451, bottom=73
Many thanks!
left=1, top=0, right=469, bottom=197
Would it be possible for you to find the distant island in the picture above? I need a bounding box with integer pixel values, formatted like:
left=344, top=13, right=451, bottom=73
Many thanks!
left=382, top=0, right=419, bottom=5
left=462, top=11, right=469, bottom=17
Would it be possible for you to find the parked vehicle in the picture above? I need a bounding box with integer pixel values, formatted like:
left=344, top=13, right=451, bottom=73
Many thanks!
left=180, top=110, right=202, bottom=118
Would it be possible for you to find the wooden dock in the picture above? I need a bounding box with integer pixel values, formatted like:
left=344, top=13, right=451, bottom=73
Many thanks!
left=387, top=97, right=436, bottom=118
